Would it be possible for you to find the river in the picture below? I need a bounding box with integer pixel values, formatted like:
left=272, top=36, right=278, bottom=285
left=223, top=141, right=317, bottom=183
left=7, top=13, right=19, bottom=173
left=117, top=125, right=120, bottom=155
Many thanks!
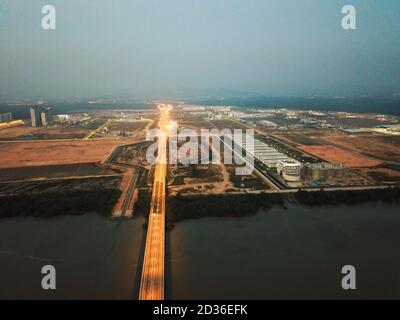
left=0, top=202, right=399, bottom=299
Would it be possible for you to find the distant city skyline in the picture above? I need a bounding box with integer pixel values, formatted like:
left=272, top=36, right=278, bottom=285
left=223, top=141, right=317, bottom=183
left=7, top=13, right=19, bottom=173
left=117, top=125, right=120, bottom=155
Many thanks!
left=0, top=0, right=399, bottom=99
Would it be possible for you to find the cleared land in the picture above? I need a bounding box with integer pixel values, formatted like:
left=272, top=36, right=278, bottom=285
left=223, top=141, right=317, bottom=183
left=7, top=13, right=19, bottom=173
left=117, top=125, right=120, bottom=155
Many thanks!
left=0, top=139, right=127, bottom=168
left=168, top=142, right=268, bottom=195
left=323, top=135, right=400, bottom=163
left=298, top=145, right=382, bottom=168
left=226, top=165, right=269, bottom=190
left=94, top=120, right=152, bottom=140
left=274, top=131, right=400, bottom=163
left=0, top=175, right=121, bottom=196
left=115, top=141, right=153, bottom=166
left=272, top=130, right=328, bottom=146
left=273, top=130, right=400, bottom=185
left=355, top=167, right=400, bottom=184
left=0, top=176, right=121, bottom=218
left=210, top=119, right=250, bottom=131
left=177, top=118, right=215, bottom=132
left=0, top=163, right=120, bottom=182
left=107, top=121, right=150, bottom=132
left=0, top=124, right=92, bottom=140
left=169, top=164, right=231, bottom=195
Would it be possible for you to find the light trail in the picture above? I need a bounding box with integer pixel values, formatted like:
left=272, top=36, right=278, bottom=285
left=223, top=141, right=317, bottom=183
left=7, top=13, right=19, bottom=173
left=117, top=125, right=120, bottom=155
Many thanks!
left=139, top=104, right=171, bottom=300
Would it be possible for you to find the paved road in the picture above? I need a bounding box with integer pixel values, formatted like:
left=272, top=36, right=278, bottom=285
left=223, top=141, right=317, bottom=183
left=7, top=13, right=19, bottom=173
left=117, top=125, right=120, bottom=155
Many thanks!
left=225, top=184, right=390, bottom=195
left=139, top=104, right=171, bottom=300
left=112, top=169, right=140, bottom=219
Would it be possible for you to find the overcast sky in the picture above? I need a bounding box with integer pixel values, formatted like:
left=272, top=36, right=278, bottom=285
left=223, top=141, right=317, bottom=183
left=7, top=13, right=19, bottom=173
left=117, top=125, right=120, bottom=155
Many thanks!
left=0, top=0, right=399, bottom=99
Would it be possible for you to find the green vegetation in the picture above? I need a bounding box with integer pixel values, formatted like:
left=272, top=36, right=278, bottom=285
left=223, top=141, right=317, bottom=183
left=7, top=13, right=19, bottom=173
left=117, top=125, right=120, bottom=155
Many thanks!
left=134, top=189, right=152, bottom=217
left=294, top=187, right=400, bottom=206
left=2, top=184, right=399, bottom=221
left=137, top=169, right=149, bottom=188
left=0, top=189, right=121, bottom=219
left=166, top=193, right=284, bottom=222
left=228, top=170, right=267, bottom=189
left=165, top=187, right=400, bottom=222
left=368, top=171, right=400, bottom=183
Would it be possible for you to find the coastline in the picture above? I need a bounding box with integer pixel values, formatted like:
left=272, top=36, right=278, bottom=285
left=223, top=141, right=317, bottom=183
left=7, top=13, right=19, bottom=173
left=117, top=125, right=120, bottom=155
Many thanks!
left=1, top=187, right=399, bottom=220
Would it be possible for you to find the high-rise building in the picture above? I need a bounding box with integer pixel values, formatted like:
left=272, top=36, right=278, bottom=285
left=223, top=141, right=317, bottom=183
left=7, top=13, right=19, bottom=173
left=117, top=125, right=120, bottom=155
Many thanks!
left=0, top=112, right=13, bottom=123
left=30, top=106, right=54, bottom=127
left=30, top=106, right=43, bottom=127
left=41, top=108, right=53, bottom=126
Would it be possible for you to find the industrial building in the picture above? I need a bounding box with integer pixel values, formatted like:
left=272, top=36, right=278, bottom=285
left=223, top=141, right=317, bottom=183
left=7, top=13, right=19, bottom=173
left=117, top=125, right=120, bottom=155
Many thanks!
left=239, top=138, right=295, bottom=170
left=339, top=128, right=373, bottom=135
left=277, top=159, right=302, bottom=182
left=258, top=120, right=278, bottom=128
left=0, top=112, right=13, bottom=123
left=303, top=162, right=349, bottom=180
left=372, top=125, right=400, bottom=135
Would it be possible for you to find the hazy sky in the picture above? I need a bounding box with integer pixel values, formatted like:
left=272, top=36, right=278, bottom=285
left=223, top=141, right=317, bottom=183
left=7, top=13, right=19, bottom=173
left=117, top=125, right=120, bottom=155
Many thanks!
left=0, top=0, right=399, bottom=99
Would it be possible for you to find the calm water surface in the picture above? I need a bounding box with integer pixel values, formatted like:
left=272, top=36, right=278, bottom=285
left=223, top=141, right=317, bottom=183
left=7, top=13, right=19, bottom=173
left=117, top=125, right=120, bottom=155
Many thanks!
left=0, top=203, right=399, bottom=299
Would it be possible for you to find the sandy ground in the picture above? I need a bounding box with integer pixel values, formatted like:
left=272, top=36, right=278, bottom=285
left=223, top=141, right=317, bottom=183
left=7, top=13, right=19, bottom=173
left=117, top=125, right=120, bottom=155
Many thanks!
left=298, top=145, right=383, bottom=168
left=323, top=134, right=400, bottom=163
left=0, top=163, right=119, bottom=182
left=0, top=139, right=129, bottom=168
left=274, top=131, right=400, bottom=163
left=355, top=167, right=400, bottom=184
left=169, top=164, right=234, bottom=195
left=0, top=125, right=45, bottom=138
left=95, top=120, right=153, bottom=141
left=0, top=124, right=88, bottom=140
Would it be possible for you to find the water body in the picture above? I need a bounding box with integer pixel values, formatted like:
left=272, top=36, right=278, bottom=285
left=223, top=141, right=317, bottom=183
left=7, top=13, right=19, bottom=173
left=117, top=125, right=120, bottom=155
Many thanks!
left=0, top=214, right=146, bottom=299
left=190, top=96, right=400, bottom=116
left=0, top=203, right=399, bottom=299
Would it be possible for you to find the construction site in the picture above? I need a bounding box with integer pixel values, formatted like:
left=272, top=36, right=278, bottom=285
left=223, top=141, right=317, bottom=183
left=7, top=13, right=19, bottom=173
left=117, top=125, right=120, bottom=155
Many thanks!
left=0, top=106, right=156, bottom=219
left=174, top=104, right=400, bottom=189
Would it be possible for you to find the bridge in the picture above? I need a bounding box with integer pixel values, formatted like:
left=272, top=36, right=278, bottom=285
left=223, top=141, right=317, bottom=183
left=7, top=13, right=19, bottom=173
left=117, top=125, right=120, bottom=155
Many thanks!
left=139, top=104, right=171, bottom=300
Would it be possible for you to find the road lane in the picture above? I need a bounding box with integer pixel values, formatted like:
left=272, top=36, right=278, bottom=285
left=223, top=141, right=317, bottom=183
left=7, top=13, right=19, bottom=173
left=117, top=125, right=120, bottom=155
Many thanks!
left=139, top=104, right=170, bottom=300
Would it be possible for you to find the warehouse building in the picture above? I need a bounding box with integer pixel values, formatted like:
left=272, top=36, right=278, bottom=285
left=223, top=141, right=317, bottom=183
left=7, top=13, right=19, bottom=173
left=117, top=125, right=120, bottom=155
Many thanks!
left=339, top=128, right=373, bottom=135
left=239, top=138, right=295, bottom=170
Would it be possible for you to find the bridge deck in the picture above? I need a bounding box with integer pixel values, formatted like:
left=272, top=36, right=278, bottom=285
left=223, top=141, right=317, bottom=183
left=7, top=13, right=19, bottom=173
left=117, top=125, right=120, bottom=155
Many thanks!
left=139, top=119, right=168, bottom=300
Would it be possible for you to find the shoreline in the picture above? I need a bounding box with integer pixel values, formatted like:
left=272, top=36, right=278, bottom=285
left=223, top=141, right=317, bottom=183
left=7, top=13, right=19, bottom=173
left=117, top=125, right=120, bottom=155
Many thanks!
left=0, top=187, right=399, bottom=221
left=162, top=187, right=400, bottom=223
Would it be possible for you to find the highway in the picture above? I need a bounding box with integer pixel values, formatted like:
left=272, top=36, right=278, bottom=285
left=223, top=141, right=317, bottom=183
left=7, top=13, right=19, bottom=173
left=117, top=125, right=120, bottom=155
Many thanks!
left=139, top=104, right=171, bottom=300
left=225, top=184, right=391, bottom=195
